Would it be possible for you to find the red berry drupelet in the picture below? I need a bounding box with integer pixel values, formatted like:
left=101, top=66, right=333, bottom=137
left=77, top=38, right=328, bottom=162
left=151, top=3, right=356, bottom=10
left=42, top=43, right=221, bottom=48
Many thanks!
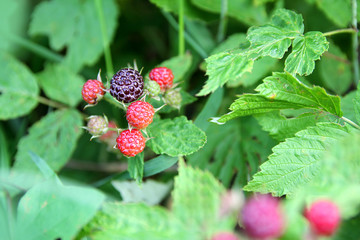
left=304, top=199, right=340, bottom=236
left=211, top=232, right=239, bottom=240
left=110, top=68, right=144, bottom=103
left=82, top=79, right=105, bottom=104
left=126, top=101, right=154, bottom=129
left=149, top=67, right=174, bottom=91
left=116, top=129, right=146, bottom=157
left=241, top=194, right=285, bottom=239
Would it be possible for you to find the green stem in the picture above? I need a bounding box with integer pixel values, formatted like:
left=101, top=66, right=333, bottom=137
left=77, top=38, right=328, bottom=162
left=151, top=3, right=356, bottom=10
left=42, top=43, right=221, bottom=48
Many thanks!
left=342, top=116, right=360, bottom=130
left=37, top=96, right=67, bottom=109
left=216, top=0, right=228, bottom=43
left=178, top=0, right=185, bottom=55
left=94, top=0, right=114, bottom=78
left=104, top=94, right=127, bottom=111
left=162, top=11, right=208, bottom=58
left=322, top=28, right=356, bottom=37
left=7, top=33, right=63, bottom=62
left=352, top=0, right=359, bottom=85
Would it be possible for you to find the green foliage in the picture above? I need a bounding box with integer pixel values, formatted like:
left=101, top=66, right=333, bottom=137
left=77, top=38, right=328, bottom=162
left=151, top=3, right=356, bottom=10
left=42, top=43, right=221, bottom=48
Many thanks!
left=16, top=179, right=104, bottom=240
left=127, top=152, right=144, bottom=184
left=0, top=53, right=39, bottom=120
left=244, top=123, right=352, bottom=196
left=14, top=109, right=83, bottom=174
left=147, top=116, right=207, bottom=157
left=37, top=64, right=84, bottom=107
left=29, top=0, right=118, bottom=72
left=308, top=0, right=352, bottom=27
left=83, top=162, right=236, bottom=240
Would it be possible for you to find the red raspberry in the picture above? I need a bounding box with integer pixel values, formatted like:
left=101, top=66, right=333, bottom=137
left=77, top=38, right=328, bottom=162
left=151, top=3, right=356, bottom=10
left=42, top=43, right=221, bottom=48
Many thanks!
left=149, top=67, right=174, bottom=91
left=116, top=129, right=145, bottom=157
left=211, top=232, right=239, bottom=240
left=241, top=194, right=285, bottom=239
left=304, top=199, right=340, bottom=236
left=126, top=101, right=154, bottom=129
left=81, top=79, right=105, bottom=104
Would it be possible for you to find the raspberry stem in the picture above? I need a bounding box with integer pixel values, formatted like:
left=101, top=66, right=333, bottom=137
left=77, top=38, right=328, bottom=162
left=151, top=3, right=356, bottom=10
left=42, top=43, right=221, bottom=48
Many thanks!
left=178, top=0, right=185, bottom=56
left=37, top=96, right=67, bottom=109
left=103, top=94, right=127, bottom=111
left=322, top=28, right=356, bottom=37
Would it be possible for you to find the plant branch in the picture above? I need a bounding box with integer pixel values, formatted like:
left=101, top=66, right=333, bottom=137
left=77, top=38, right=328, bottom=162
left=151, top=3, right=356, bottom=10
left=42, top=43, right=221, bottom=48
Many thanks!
left=323, top=51, right=351, bottom=65
left=322, top=28, right=356, bottom=37
left=94, top=0, right=114, bottom=78
left=352, top=0, right=359, bottom=85
left=178, top=0, right=185, bottom=55
left=341, top=116, right=360, bottom=130
left=37, top=96, right=67, bottom=109
left=216, top=0, right=228, bottom=43
left=162, top=11, right=208, bottom=58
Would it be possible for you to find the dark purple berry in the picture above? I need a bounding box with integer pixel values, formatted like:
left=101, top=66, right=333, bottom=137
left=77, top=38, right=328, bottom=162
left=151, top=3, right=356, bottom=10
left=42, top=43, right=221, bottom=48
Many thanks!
left=110, top=68, right=144, bottom=103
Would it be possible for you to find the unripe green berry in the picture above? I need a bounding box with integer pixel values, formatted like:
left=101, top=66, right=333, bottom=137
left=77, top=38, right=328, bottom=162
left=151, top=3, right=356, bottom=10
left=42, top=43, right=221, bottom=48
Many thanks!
left=144, top=80, right=161, bottom=97
left=164, top=88, right=182, bottom=109
left=86, top=116, right=108, bottom=136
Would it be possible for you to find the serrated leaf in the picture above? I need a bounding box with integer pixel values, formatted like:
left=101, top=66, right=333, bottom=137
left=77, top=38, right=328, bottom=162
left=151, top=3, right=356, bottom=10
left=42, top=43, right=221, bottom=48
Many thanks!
left=127, top=152, right=144, bottom=184
left=198, top=49, right=254, bottom=96
left=37, top=64, right=84, bottom=107
left=256, top=72, right=342, bottom=117
left=244, top=123, right=352, bottom=196
left=111, top=180, right=172, bottom=205
left=85, top=202, right=193, bottom=240
left=247, top=8, right=304, bottom=58
left=14, top=109, right=83, bottom=173
left=255, top=111, right=329, bottom=141
left=147, top=116, right=206, bottom=156
left=172, top=161, right=236, bottom=238
left=0, top=53, right=39, bottom=120
left=16, top=179, right=104, bottom=240
left=217, top=94, right=303, bottom=123
left=29, top=0, right=118, bottom=72
left=320, top=42, right=352, bottom=95
left=285, top=31, right=328, bottom=76
left=210, top=33, right=248, bottom=55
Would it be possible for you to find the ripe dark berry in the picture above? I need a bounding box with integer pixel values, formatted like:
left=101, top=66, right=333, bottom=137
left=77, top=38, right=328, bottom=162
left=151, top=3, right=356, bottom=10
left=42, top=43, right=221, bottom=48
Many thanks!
left=110, top=68, right=144, bottom=103
left=149, top=67, right=174, bottom=91
left=116, top=129, right=146, bottom=157
left=241, top=194, right=285, bottom=239
left=126, top=101, right=154, bottom=129
left=211, top=232, right=239, bottom=240
left=304, top=199, right=340, bottom=236
left=86, top=116, right=108, bottom=137
left=82, top=79, right=105, bottom=104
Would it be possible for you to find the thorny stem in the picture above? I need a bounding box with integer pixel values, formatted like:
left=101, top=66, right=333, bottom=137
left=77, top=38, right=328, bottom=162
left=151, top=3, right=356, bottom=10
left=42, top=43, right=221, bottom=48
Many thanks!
left=94, top=0, right=114, bottom=78
left=178, top=0, right=185, bottom=56
left=216, top=0, right=228, bottom=43
left=341, top=116, right=360, bottom=130
left=322, top=28, right=356, bottom=37
left=352, top=0, right=359, bottom=85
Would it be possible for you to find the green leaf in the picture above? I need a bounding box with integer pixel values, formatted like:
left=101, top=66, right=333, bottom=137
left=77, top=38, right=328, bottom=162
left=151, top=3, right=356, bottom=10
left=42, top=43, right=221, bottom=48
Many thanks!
left=147, top=116, right=207, bottom=157
left=127, top=152, right=144, bottom=184
left=0, top=53, right=39, bottom=120
left=197, top=49, right=254, bottom=96
left=191, top=0, right=268, bottom=26
left=314, top=0, right=352, bottom=27
left=334, top=214, right=360, bottom=240
left=216, top=94, right=303, bottom=123
left=227, top=56, right=278, bottom=87
left=354, top=82, right=360, bottom=124
left=247, top=8, right=304, bottom=58
left=341, top=91, right=357, bottom=123
left=37, top=64, right=84, bottom=107
left=84, top=202, right=192, bottom=240
left=255, top=111, right=329, bottom=142
left=284, top=31, right=328, bottom=76
left=16, top=179, right=104, bottom=240
left=28, top=152, right=57, bottom=180
left=210, top=33, right=248, bottom=54
left=172, top=161, right=236, bottom=238
left=244, top=123, right=352, bottom=196
left=320, top=42, right=352, bottom=95
left=0, top=124, right=10, bottom=170
left=111, top=180, right=172, bottom=205
left=14, top=109, right=83, bottom=173
left=0, top=191, right=14, bottom=240
left=29, top=0, right=118, bottom=72
left=256, top=72, right=342, bottom=117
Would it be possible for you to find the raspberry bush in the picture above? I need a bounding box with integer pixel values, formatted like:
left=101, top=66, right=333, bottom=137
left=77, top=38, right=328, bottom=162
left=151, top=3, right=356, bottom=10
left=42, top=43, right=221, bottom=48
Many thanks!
left=2, top=0, right=360, bottom=239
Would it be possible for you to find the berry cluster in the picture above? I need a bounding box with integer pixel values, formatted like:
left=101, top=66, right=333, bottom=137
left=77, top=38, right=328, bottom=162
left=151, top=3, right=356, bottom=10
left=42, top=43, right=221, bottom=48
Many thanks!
left=81, top=66, right=177, bottom=157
